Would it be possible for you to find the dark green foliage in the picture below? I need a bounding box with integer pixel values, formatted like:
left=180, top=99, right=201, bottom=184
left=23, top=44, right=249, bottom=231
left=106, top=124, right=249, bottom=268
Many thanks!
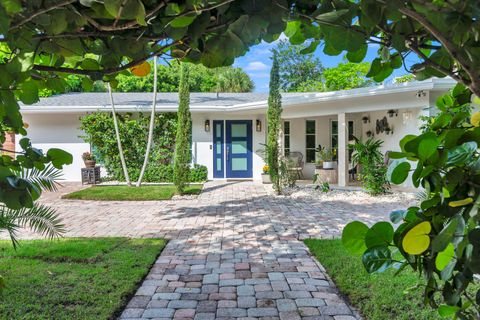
left=0, top=238, right=166, bottom=319
left=343, top=85, right=480, bottom=319
left=173, top=64, right=192, bottom=194
left=188, top=164, right=208, bottom=182
left=323, top=62, right=372, bottom=91
left=80, top=112, right=177, bottom=181
left=305, top=239, right=449, bottom=320
left=266, top=53, right=282, bottom=194
left=351, top=138, right=389, bottom=195
left=273, top=40, right=324, bottom=92
left=79, top=111, right=206, bottom=183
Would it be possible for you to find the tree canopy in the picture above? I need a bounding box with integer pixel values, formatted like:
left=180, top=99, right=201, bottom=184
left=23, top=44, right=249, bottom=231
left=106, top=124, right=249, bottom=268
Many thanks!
left=323, top=62, right=372, bottom=91
left=273, top=40, right=324, bottom=92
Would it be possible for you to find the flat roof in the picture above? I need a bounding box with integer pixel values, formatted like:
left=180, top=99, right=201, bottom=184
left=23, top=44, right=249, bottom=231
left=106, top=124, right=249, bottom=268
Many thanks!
left=20, top=78, right=455, bottom=113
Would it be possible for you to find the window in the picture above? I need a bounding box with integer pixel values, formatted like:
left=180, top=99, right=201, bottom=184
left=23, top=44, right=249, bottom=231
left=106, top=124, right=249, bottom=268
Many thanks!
left=331, top=120, right=338, bottom=160
left=330, top=119, right=354, bottom=161
left=283, top=121, right=290, bottom=156
left=348, top=121, right=355, bottom=162
left=305, top=120, right=316, bottom=163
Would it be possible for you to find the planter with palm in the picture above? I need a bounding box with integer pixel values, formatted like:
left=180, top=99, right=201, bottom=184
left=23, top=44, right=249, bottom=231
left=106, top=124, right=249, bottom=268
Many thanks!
left=350, top=138, right=389, bottom=195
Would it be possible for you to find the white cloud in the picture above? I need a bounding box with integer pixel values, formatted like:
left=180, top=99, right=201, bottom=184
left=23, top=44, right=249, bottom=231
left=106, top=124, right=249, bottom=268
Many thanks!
left=244, top=61, right=269, bottom=71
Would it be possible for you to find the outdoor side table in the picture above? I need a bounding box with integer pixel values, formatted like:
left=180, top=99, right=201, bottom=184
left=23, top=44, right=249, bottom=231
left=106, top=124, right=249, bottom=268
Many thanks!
left=81, top=167, right=101, bottom=185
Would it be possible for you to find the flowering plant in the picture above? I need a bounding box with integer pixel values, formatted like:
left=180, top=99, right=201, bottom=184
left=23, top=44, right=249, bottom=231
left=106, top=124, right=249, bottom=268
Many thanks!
left=82, top=152, right=95, bottom=161
left=262, top=164, right=269, bottom=174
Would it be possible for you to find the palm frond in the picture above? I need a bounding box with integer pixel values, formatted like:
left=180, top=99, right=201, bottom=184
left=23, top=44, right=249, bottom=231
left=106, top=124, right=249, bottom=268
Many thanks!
left=0, top=207, right=21, bottom=249
left=6, top=204, right=65, bottom=240
left=20, top=164, right=63, bottom=192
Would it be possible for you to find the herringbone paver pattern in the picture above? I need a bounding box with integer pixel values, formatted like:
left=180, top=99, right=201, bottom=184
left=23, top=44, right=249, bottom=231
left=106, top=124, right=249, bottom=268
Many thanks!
left=4, top=181, right=410, bottom=319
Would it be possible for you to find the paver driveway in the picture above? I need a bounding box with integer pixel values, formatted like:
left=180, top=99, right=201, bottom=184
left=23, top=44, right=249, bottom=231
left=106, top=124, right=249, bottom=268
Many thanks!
left=7, top=181, right=410, bottom=320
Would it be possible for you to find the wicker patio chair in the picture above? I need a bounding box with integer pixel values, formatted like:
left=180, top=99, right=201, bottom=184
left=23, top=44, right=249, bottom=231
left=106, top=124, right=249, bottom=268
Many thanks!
left=286, top=151, right=304, bottom=179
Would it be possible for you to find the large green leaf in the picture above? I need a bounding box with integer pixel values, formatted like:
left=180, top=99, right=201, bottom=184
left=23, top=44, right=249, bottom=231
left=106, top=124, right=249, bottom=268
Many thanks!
left=446, top=141, right=477, bottom=166
left=438, top=305, right=460, bottom=317
left=170, top=14, right=196, bottom=28
left=18, top=80, right=39, bottom=104
left=418, top=136, right=439, bottom=160
left=431, top=215, right=464, bottom=252
left=362, top=246, right=393, bottom=273
left=436, top=243, right=455, bottom=271
left=387, top=160, right=411, bottom=184
left=346, top=44, right=367, bottom=63
left=342, top=221, right=369, bottom=255
left=46, top=148, right=73, bottom=169
left=365, top=221, right=394, bottom=248
left=390, top=209, right=406, bottom=224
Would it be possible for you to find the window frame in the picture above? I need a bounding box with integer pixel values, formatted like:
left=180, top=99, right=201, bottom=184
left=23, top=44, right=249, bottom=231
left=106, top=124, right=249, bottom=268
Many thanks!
left=283, top=121, right=290, bottom=156
left=330, top=119, right=354, bottom=162
left=305, top=119, right=316, bottom=163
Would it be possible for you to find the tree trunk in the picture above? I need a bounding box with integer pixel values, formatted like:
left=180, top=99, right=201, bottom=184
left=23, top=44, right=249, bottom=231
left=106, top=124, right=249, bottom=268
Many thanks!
left=136, top=57, right=158, bottom=187
left=107, top=83, right=131, bottom=186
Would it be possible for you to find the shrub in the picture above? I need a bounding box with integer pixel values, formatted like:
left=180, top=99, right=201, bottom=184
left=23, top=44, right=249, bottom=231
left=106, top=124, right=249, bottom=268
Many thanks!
left=351, top=138, right=389, bottom=195
left=267, top=53, right=282, bottom=194
left=80, top=112, right=177, bottom=181
left=173, top=64, right=191, bottom=194
left=342, top=84, right=480, bottom=319
left=189, top=164, right=208, bottom=182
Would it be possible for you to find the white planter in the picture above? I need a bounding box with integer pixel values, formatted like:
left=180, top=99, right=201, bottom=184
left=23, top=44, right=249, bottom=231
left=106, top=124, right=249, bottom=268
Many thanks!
left=322, top=161, right=336, bottom=169
left=261, top=173, right=271, bottom=184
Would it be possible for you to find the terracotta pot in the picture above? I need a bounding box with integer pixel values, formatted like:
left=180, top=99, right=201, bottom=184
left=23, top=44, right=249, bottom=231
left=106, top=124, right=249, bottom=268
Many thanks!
left=261, top=173, right=271, bottom=184
left=84, top=160, right=96, bottom=168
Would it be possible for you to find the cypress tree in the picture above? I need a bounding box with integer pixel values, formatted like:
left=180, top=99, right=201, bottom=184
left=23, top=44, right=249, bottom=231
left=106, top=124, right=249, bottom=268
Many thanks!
left=267, top=52, right=282, bottom=194
left=173, top=63, right=191, bottom=194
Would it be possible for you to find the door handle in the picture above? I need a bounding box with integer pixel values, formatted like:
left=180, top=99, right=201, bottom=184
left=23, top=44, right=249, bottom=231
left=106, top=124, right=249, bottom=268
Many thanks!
left=226, top=146, right=230, bottom=161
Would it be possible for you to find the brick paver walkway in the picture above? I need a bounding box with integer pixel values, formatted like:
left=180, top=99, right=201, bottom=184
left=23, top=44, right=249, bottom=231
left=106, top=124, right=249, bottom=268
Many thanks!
left=7, top=181, right=410, bottom=320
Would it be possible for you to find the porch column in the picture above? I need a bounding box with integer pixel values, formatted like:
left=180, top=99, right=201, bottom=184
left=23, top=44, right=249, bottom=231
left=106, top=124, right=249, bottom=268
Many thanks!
left=338, top=113, right=348, bottom=187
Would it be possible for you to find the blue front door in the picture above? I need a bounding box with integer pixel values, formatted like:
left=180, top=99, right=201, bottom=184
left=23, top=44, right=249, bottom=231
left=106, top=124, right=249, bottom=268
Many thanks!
left=226, top=120, right=252, bottom=178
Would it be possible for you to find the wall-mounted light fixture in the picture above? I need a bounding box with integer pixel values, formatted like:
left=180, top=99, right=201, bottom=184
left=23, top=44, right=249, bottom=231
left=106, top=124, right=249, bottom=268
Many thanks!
left=416, top=90, right=426, bottom=98
left=402, top=110, right=413, bottom=124
left=361, top=115, right=370, bottom=124
left=387, top=109, right=398, bottom=118
left=204, top=119, right=210, bottom=132
left=256, top=119, right=262, bottom=132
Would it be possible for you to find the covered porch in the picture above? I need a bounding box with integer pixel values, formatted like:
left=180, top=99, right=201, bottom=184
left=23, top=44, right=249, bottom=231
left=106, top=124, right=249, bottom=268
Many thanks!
left=280, top=89, right=429, bottom=187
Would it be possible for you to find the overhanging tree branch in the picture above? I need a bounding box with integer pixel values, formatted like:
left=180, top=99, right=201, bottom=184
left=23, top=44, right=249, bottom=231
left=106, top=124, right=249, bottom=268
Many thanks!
left=31, top=40, right=180, bottom=76
left=9, top=0, right=76, bottom=31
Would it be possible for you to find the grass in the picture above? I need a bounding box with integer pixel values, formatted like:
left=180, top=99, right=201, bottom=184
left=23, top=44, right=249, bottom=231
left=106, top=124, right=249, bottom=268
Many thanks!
left=304, top=239, right=441, bottom=320
left=62, top=184, right=203, bottom=201
left=0, top=238, right=166, bottom=320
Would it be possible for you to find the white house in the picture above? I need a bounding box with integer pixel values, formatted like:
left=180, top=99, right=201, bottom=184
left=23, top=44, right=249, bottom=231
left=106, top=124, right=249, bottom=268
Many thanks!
left=14, top=78, right=455, bottom=187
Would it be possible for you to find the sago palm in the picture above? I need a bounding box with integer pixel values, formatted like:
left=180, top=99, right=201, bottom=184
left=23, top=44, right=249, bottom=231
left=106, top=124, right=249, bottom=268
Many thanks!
left=2, top=164, right=65, bottom=248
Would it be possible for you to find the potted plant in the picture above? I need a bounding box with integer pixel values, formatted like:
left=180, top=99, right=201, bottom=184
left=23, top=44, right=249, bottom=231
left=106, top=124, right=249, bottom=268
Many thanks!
left=316, top=147, right=336, bottom=169
left=82, top=152, right=96, bottom=168
left=261, top=164, right=271, bottom=184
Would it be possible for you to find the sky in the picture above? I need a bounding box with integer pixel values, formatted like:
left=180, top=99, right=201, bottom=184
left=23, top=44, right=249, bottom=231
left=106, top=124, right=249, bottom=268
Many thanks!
left=232, top=35, right=420, bottom=92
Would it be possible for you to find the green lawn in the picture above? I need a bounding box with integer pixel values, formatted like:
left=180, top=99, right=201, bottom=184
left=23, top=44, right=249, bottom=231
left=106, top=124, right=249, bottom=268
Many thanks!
left=304, top=239, right=441, bottom=320
left=0, top=238, right=166, bottom=320
left=62, top=184, right=203, bottom=201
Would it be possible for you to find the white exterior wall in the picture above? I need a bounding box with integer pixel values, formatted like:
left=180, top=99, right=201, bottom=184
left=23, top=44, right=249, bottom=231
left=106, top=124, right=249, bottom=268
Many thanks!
left=191, top=113, right=266, bottom=181
left=283, top=113, right=363, bottom=180
left=17, top=113, right=89, bottom=181
left=360, top=108, right=424, bottom=156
